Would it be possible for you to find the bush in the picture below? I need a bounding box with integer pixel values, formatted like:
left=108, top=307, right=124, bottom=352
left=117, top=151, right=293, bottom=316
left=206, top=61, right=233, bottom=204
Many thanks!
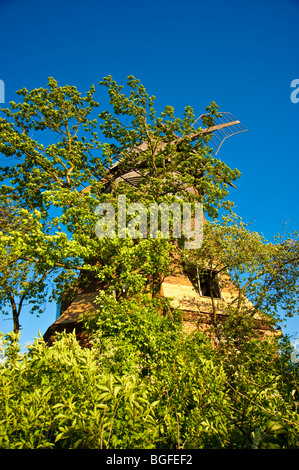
left=0, top=308, right=299, bottom=449
left=0, top=331, right=159, bottom=448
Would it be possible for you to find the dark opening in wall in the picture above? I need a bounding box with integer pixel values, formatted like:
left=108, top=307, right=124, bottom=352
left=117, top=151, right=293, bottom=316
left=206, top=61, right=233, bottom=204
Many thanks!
left=187, top=268, right=221, bottom=298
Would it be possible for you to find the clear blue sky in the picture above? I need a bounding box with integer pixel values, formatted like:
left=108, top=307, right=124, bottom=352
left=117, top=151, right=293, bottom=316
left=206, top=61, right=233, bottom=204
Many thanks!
left=0, top=0, right=298, bottom=348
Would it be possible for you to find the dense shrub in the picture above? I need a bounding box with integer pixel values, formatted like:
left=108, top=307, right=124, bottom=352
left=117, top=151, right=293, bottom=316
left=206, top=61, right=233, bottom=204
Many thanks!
left=0, top=301, right=298, bottom=449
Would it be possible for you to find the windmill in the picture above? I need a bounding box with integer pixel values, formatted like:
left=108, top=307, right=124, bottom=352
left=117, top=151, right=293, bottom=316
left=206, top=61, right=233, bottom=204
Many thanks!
left=43, top=110, right=272, bottom=345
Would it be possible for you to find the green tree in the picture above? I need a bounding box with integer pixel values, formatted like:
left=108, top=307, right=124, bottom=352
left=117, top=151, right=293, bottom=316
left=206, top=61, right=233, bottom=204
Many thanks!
left=0, top=200, right=57, bottom=332
left=0, top=76, right=299, bottom=450
left=182, top=213, right=299, bottom=340
left=0, top=76, right=240, bottom=332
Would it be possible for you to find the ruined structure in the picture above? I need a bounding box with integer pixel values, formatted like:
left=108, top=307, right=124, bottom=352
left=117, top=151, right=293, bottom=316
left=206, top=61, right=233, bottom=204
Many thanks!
left=43, top=112, right=273, bottom=344
left=43, top=256, right=273, bottom=344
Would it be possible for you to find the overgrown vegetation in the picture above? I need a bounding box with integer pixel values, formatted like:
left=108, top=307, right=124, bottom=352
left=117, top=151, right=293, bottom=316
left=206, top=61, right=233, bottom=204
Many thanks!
left=0, top=76, right=298, bottom=448
left=0, top=311, right=298, bottom=449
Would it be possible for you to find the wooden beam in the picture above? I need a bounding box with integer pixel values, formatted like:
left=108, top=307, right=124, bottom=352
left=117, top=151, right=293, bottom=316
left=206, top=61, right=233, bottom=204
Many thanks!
left=188, top=120, right=241, bottom=142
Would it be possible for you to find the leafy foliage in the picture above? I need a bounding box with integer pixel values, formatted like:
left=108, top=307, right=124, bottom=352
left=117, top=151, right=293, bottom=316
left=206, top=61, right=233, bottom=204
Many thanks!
left=0, top=76, right=298, bottom=450
left=0, top=331, right=160, bottom=449
left=0, top=76, right=239, bottom=332
left=0, top=321, right=298, bottom=449
left=183, top=213, right=299, bottom=329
